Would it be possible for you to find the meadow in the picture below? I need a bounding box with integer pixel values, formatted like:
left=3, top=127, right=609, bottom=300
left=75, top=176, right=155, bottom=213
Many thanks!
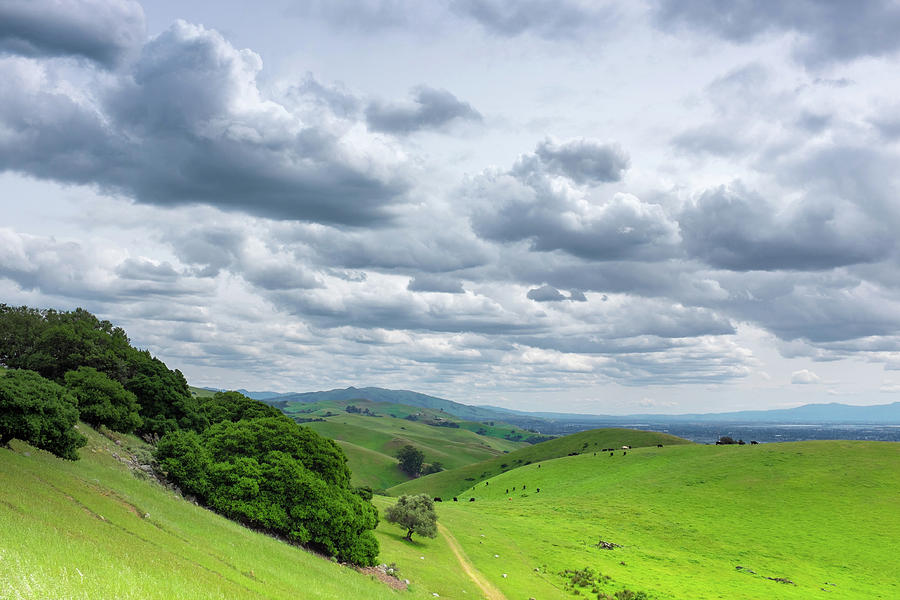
left=379, top=440, right=900, bottom=599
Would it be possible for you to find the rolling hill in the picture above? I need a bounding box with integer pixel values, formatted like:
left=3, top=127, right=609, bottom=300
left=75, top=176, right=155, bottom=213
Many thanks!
left=387, top=427, right=691, bottom=499
left=278, top=398, right=529, bottom=489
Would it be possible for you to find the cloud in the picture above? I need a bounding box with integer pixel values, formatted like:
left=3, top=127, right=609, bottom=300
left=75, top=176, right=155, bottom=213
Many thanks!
left=0, top=21, right=410, bottom=226
left=0, top=0, right=145, bottom=67
left=654, top=0, right=900, bottom=67
left=679, top=182, right=893, bottom=271
left=791, top=369, right=821, bottom=384
left=366, top=86, right=482, bottom=134
left=526, top=285, right=586, bottom=302
left=526, top=284, right=566, bottom=302
left=470, top=175, right=679, bottom=261
left=469, top=138, right=677, bottom=263
left=528, top=138, right=630, bottom=184
left=450, top=0, right=618, bottom=40
left=408, top=274, right=466, bottom=294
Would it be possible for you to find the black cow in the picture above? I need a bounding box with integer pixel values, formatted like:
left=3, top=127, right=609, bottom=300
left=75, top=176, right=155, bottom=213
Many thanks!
left=623, top=451, right=627, bottom=456
left=750, top=440, right=759, bottom=445
left=610, top=452, right=614, bottom=457
left=453, top=497, right=458, bottom=502
left=536, top=488, right=540, bottom=493
left=434, top=497, right=442, bottom=502
left=469, top=497, right=475, bottom=502
left=657, top=444, right=663, bottom=448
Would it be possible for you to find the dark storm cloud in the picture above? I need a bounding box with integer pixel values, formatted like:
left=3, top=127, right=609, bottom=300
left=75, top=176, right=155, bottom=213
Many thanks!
left=469, top=137, right=678, bottom=262
left=679, top=183, right=893, bottom=271
left=0, top=21, right=409, bottom=226
left=526, top=284, right=566, bottom=302
left=366, top=86, right=482, bottom=134
left=0, top=0, right=145, bottom=67
left=408, top=274, right=466, bottom=294
left=654, top=0, right=900, bottom=67
left=115, top=258, right=181, bottom=282
left=165, top=225, right=321, bottom=291
left=528, top=138, right=630, bottom=184
left=450, top=0, right=617, bottom=40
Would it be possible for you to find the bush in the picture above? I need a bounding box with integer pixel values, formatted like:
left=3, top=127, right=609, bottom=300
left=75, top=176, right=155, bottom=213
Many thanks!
left=156, top=417, right=377, bottom=564
left=64, top=367, right=142, bottom=433
left=0, top=369, right=86, bottom=460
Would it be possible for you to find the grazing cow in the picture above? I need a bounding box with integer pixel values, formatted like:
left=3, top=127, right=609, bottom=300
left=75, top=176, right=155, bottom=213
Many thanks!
left=506, top=489, right=509, bottom=494
left=512, top=487, right=515, bottom=491
left=469, top=497, right=475, bottom=502
left=523, top=484, right=526, bottom=489
left=434, top=497, right=442, bottom=502
left=536, top=488, right=540, bottom=493
left=538, top=464, right=541, bottom=468
left=623, top=451, right=627, bottom=456
left=453, top=497, right=458, bottom=502
left=622, top=445, right=631, bottom=450
left=657, top=444, right=663, bottom=448
left=610, top=452, right=614, bottom=457
left=750, top=440, right=759, bottom=445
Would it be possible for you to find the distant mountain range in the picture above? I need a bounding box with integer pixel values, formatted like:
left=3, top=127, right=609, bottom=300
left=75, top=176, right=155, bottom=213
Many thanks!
left=216, top=386, right=900, bottom=426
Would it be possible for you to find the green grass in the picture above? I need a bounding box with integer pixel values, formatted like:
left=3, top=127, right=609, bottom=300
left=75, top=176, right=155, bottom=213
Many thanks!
left=385, top=441, right=900, bottom=599
left=0, top=425, right=431, bottom=600
left=387, top=428, right=690, bottom=498
left=300, top=408, right=527, bottom=489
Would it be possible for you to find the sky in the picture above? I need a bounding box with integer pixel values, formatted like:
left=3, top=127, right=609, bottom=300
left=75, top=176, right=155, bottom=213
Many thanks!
left=3, top=0, right=900, bottom=414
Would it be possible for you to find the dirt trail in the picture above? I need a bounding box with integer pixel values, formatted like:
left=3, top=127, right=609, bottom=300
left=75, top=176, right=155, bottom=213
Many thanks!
left=437, top=523, right=507, bottom=600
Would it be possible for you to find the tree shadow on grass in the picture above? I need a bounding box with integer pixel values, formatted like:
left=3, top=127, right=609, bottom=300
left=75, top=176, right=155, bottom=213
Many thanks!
left=381, top=529, right=429, bottom=547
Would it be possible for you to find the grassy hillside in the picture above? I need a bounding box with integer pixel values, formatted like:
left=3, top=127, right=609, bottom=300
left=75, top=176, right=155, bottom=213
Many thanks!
left=379, top=441, right=900, bottom=599
left=388, top=428, right=690, bottom=498
left=280, top=399, right=528, bottom=489
left=0, top=425, right=433, bottom=600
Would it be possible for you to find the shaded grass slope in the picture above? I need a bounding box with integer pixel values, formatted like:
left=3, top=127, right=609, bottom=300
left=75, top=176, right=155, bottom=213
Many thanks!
left=0, top=424, right=429, bottom=600
left=387, top=427, right=689, bottom=498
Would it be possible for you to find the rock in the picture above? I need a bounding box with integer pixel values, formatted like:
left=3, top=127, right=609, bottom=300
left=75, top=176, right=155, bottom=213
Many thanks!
left=143, top=513, right=150, bottom=519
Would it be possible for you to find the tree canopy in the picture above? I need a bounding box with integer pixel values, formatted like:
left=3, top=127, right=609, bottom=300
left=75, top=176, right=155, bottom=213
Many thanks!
left=64, top=366, right=142, bottom=433
left=0, top=305, right=206, bottom=436
left=396, top=444, right=425, bottom=476
left=384, top=494, right=438, bottom=541
left=0, top=369, right=87, bottom=460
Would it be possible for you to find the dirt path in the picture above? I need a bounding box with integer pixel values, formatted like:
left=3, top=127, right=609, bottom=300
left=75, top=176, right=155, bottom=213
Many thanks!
left=437, top=523, right=507, bottom=600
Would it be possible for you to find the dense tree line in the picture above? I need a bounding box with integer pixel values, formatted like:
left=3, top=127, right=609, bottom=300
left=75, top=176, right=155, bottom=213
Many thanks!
left=0, top=305, right=381, bottom=565
left=0, top=304, right=204, bottom=436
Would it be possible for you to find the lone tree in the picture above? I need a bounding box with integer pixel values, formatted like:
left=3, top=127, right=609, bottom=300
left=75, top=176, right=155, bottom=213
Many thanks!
left=396, top=444, right=424, bottom=476
left=385, top=494, right=437, bottom=542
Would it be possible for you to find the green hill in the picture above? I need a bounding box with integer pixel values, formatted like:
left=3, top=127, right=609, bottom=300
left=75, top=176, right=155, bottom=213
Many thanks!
left=387, top=427, right=690, bottom=498
left=0, top=425, right=433, bottom=600
left=378, top=441, right=900, bottom=599
left=280, top=399, right=528, bottom=489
